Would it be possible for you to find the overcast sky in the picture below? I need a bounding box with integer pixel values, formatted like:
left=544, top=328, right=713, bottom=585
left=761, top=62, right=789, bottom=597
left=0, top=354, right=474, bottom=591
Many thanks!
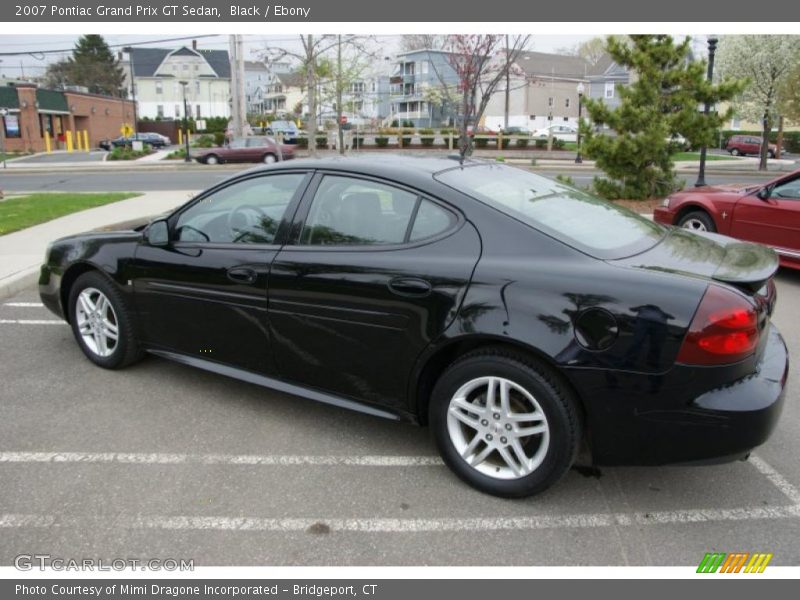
left=0, top=34, right=601, bottom=79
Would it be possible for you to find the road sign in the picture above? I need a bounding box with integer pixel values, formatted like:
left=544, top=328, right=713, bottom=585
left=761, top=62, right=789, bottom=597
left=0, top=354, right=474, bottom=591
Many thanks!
left=196, top=119, right=207, bottom=131
left=120, top=123, right=134, bottom=137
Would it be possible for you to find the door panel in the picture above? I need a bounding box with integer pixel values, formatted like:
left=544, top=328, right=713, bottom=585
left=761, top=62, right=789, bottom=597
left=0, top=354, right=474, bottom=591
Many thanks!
left=131, top=172, right=310, bottom=374
left=731, top=180, right=800, bottom=252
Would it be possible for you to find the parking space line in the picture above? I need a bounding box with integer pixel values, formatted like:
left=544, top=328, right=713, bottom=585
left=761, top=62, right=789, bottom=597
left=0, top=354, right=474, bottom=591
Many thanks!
left=0, top=451, right=444, bottom=467
left=3, top=302, right=44, bottom=307
left=1, top=505, right=799, bottom=534
left=749, top=455, right=800, bottom=505
left=0, top=319, right=65, bottom=325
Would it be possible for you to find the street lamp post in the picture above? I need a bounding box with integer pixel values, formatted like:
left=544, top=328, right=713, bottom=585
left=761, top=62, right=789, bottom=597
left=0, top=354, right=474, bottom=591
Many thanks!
left=575, top=82, right=585, bottom=164
left=179, top=80, right=191, bottom=163
left=695, top=36, right=719, bottom=187
left=121, top=47, right=138, bottom=137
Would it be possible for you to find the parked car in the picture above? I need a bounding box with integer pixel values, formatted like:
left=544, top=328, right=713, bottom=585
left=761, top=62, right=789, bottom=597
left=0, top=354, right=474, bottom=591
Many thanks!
left=501, top=126, right=532, bottom=136
left=265, top=120, right=302, bottom=143
left=99, top=133, right=170, bottom=150
left=726, top=135, right=778, bottom=158
left=193, top=136, right=294, bottom=165
left=533, top=124, right=578, bottom=142
left=654, top=169, right=800, bottom=270
left=39, top=156, right=787, bottom=498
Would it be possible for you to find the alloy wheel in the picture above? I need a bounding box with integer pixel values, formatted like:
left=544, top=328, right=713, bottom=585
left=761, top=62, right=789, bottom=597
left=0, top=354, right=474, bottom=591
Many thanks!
left=446, top=376, right=550, bottom=480
left=75, top=287, right=119, bottom=358
left=681, top=218, right=708, bottom=232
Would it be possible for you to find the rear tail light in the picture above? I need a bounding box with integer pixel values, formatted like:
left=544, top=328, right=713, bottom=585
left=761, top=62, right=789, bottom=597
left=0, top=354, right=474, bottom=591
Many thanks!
left=676, top=285, right=760, bottom=365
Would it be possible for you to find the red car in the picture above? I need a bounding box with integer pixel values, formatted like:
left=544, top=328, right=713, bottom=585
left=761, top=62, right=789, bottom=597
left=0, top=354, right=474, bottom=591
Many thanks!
left=194, top=136, right=295, bottom=165
left=654, top=169, right=800, bottom=269
left=726, top=134, right=778, bottom=158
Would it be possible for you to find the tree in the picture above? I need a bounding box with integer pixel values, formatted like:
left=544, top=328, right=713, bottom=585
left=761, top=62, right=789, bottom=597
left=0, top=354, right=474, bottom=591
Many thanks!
left=716, top=35, right=800, bottom=170
left=432, top=35, right=530, bottom=159
left=581, top=35, right=744, bottom=200
left=557, top=37, right=607, bottom=68
left=399, top=35, right=447, bottom=52
left=43, top=35, right=125, bottom=95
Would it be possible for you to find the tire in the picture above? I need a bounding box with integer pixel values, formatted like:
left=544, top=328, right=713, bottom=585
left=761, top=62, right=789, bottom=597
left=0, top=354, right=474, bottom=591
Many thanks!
left=429, top=349, right=581, bottom=498
left=677, top=210, right=716, bottom=233
left=730, top=148, right=741, bottom=156
left=67, top=271, right=143, bottom=370
left=768, top=150, right=776, bottom=159
left=263, top=153, right=277, bottom=164
left=204, top=154, right=219, bottom=165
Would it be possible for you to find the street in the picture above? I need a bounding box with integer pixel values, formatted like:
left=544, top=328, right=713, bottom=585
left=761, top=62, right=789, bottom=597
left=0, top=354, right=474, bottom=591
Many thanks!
left=0, top=268, right=798, bottom=566
left=0, top=164, right=785, bottom=193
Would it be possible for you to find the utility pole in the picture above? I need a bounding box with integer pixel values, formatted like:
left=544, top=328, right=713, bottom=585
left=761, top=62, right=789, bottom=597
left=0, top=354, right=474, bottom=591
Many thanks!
left=337, top=35, right=344, bottom=155
left=504, top=34, right=510, bottom=131
left=122, top=48, right=138, bottom=136
left=229, top=34, right=247, bottom=137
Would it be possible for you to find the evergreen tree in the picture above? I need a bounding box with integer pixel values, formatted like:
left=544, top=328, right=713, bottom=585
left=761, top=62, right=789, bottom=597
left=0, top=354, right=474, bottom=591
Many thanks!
left=46, top=35, right=125, bottom=96
left=581, top=35, right=743, bottom=200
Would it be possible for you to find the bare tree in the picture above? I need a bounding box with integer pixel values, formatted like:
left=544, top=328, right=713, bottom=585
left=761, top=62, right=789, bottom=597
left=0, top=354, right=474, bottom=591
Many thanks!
left=399, top=35, right=448, bottom=52
left=332, top=35, right=379, bottom=154
left=556, top=37, right=607, bottom=67
left=431, top=35, right=530, bottom=159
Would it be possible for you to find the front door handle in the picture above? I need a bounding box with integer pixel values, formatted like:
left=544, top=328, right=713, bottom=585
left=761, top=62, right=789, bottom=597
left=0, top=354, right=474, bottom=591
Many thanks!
left=227, top=266, right=257, bottom=284
left=388, top=277, right=432, bottom=298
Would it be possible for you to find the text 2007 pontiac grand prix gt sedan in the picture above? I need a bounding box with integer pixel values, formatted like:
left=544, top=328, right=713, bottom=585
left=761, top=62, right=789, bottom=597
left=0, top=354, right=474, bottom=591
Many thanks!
left=39, top=157, right=789, bottom=498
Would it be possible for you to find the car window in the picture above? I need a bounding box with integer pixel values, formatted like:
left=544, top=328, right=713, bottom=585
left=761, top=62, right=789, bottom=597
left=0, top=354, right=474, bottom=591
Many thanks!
left=175, top=174, right=306, bottom=244
left=435, top=163, right=666, bottom=260
left=772, top=179, right=800, bottom=200
left=300, top=176, right=419, bottom=246
left=246, top=137, right=267, bottom=147
left=410, top=200, right=456, bottom=241
left=229, top=138, right=246, bottom=149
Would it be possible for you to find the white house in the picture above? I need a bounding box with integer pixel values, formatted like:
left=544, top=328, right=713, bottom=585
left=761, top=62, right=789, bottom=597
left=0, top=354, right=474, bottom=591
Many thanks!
left=125, top=41, right=231, bottom=120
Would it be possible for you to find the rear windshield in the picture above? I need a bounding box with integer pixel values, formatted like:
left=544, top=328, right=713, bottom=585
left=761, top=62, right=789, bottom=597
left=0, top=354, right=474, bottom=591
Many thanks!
left=435, top=163, right=665, bottom=259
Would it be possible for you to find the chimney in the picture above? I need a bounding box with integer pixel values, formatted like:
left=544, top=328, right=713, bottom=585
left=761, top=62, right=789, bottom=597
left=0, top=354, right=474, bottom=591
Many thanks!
left=192, top=40, right=197, bottom=51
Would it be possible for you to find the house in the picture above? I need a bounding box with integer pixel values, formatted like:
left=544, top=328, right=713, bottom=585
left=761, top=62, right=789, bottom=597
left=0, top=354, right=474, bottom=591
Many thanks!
left=483, top=51, right=589, bottom=132
left=318, top=58, right=393, bottom=126
left=244, top=61, right=269, bottom=115
left=0, top=82, right=135, bottom=152
left=388, top=50, right=460, bottom=128
left=260, top=71, right=305, bottom=116
left=124, top=40, right=231, bottom=120
left=585, top=54, right=631, bottom=111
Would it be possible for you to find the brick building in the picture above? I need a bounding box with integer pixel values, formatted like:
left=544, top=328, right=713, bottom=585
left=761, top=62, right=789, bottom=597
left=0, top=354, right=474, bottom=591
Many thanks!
left=0, top=82, right=135, bottom=153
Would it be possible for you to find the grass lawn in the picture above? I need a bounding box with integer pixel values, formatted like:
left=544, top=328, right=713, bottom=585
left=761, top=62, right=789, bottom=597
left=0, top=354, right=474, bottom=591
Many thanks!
left=0, top=153, right=22, bottom=162
left=671, top=151, right=737, bottom=161
left=0, top=192, right=139, bottom=235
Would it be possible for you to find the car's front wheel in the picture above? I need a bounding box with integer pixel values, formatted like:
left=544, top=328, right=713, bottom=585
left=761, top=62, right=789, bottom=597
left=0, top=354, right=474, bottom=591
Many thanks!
left=430, top=350, right=581, bottom=498
left=678, top=210, right=716, bottom=233
left=68, top=271, right=143, bottom=369
left=730, top=148, right=741, bottom=156
left=263, top=153, right=277, bottom=164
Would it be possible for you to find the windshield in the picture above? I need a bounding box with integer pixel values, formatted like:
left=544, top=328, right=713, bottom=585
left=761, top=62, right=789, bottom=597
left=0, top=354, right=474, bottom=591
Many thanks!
left=435, top=163, right=666, bottom=259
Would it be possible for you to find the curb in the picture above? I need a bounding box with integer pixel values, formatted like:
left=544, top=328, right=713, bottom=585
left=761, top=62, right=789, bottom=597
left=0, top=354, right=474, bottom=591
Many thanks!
left=0, top=267, right=39, bottom=301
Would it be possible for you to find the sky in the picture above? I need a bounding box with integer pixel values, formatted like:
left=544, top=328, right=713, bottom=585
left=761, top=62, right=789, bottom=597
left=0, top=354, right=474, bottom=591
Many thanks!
left=0, top=34, right=600, bottom=79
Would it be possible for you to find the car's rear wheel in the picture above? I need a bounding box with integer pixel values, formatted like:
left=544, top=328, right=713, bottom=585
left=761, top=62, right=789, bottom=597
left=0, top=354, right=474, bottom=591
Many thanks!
left=263, top=153, right=277, bottom=164
left=204, top=154, right=219, bottom=165
left=768, top=150, right=776, bottom=159
left=678, top=210, right=716, bottom=233
left=68, top=271, right=143, bottom=369
left=430, top=350, right=581, bottom=498
left=730, top=148, right=741, bottom=156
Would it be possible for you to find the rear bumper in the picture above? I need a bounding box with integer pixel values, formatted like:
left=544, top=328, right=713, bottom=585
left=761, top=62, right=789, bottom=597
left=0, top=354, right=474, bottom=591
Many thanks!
left=581, top=325, right=789, bottom=466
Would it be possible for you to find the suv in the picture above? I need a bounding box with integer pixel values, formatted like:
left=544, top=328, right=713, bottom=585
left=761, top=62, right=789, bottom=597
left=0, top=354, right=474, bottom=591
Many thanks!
left=265, top=120, right=301, bottom=143
left=726, top=135, right=778, bottom=158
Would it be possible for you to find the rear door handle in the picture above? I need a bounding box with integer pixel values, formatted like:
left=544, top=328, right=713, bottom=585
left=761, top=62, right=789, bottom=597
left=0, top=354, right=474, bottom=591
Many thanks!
left=227, top=267, right=257, bottom=284
left=388, top=277, right=432, bottom=298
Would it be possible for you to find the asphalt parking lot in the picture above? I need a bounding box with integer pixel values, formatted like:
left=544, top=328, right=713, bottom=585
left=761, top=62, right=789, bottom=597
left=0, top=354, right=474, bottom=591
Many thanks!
left=0, top=270, right=798, bottom=566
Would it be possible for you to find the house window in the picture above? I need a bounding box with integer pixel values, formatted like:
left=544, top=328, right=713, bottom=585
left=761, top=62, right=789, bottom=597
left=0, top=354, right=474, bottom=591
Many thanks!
left=563, top=117, right=569, bottom=121
left=155, top=81, right=163, bottom=95
left=195, top=81, right=200, bottom=95
left=157, top=105, right=164, bottom=118
left=604, top=82, right=615, bottom=98
left=175, top=105, right=181, bottom=117
left=565, top=98, right=570, bottom=108
left=195, top=105, right=201, bottom=118
left=548, top=97, right=553, bottom=107
left=422, top=61, right=429, bottom=75
left=182, top=64, right=189, bottom=71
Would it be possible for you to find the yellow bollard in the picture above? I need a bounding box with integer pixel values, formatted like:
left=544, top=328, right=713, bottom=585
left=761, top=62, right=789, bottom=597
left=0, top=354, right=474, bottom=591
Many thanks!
left=178, top=129, right=183, bottom=146
left=76, top=131, right=84, bottom=151
left=66, top=131, right=73, bottom=152
left=44, top=131, right=52, bottom=153
left=83, top=130, right=90, bottom=151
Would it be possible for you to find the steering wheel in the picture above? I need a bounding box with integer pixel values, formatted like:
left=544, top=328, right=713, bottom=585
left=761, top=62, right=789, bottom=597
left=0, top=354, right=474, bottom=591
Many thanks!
left=228, top=204, right=268, bottom=242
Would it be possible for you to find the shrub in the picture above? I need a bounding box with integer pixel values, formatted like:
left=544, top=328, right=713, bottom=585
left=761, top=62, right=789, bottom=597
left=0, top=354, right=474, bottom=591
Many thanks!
left=192, top=134, right=215, bottom=148
left=515, top=138, right=530, bottom=148
left=296, top=136, right=309, bottom=148
left=499, top=137, right=510, bottom=149
left=375, top=136, right=389, bottom=147
left=213, top=132, right=225, bottom=147
left=419, top=128, right=435, bottom=147
left=534, top=138, right=548, bottom=149
left=555, top=174, right=576, bottom=186
left=316, top=135, right=328, bottom=147
left=107, top=146, right=153, bottom=161
left=474, top=138, right=489, bottom=148
left=352, top=136, right=365, bottom=148
left=554, top=138, right=566, bottom=150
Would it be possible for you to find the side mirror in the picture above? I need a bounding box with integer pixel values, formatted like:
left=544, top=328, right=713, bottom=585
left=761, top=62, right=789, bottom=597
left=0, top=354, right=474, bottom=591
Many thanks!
left=757, top=187, right=771, bottom=200
left=145, top=219, right=170, bottom=246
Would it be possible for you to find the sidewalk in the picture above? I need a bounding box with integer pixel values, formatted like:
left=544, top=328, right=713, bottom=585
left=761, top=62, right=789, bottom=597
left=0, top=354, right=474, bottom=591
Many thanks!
left=0, top=190, right=197, bottom=299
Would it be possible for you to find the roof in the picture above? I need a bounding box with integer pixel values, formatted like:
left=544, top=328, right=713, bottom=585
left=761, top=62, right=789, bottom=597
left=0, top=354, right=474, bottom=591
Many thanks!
left=0, top=86, right=20, bottom=109
left=514, top=51, right=589, bottom=79
left=128, top=47, right=230, bottom=78
left=244, top=61, right=268, bottom=72
left=587, top=53, right=616, bottom=76
left=276, top=72, right=305, bottom=87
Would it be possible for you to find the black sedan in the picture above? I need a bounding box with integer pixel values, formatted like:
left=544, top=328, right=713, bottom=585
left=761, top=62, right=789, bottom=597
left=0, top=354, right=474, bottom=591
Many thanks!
left=39, top=157, right=788, bottom=498
left=99, top=133, right=170, bottom=150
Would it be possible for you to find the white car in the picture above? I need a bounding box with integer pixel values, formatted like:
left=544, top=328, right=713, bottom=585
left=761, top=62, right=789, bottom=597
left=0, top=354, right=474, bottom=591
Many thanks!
left=533, top=124, right=578, bottom=142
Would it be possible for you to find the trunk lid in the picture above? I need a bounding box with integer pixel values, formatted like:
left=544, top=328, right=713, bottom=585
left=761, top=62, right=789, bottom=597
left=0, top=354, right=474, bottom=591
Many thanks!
left=611, top=228, right=779, bottom=293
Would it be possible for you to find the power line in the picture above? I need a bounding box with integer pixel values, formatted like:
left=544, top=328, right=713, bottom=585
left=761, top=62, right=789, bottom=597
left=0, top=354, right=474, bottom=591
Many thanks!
left=0, top=35, right=223, bottom=57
